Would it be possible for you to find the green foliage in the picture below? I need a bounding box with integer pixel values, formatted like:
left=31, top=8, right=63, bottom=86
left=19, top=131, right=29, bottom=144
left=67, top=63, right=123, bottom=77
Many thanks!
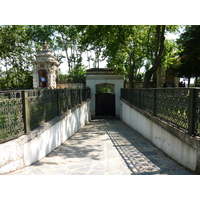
left=176, top=25, right=200, bottom=79
left=97, top=86, right=114, bottom=94
left=142, top=25, right=181, bottom=87
left=79, top=25, right=149, bottom=88
left=59, top=65, right=86, bottom=83
left=0, top=68, right=33, bottom=90
left=58, top=74, right=86, bottom=83
left=79, top=25, right=180, bottom=88
left=53, top=25, right=85, bottom=72
left=134, top=73, right=144, bottom=82
left=0, top=25, right=34, bottom=90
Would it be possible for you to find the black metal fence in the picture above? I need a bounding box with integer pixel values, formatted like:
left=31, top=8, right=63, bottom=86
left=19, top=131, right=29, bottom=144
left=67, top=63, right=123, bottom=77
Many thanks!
left=121, top=88, right=200, bottom=136
left=0, top=88, right=90, bottom=143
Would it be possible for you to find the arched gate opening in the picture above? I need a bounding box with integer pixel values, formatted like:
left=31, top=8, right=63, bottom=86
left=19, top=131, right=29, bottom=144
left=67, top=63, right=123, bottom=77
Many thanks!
left=38, top=69, right=48, bottom=87
left=95, top=84, right=115, bottom=117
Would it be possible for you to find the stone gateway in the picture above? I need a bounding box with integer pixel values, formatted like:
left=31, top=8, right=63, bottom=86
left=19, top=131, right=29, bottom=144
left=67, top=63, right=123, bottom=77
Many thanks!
left=86, top=68, right=125, bottom=119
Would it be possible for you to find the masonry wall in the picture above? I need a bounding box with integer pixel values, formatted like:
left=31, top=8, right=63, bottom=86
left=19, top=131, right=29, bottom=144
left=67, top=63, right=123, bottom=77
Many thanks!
left=120, top=100, right=200, bottom=172
left=0, top=100, right=91, bottom=174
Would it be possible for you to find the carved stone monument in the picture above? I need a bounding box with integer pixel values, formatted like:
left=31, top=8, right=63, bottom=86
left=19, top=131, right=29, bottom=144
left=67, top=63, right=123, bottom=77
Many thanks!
left=32, top=42, right=60, bottom=89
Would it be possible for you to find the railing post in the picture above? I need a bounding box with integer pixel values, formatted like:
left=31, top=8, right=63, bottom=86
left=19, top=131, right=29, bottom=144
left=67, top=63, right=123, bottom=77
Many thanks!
left=127, top=89, right=130, bottom=103
left=188, top=88, right=197, bottom=136
left=57, top=89, right=61, bottom=116
left=85, top=88, right=87, bottom=100
left=130, top=89, right=133, bottom=104
left=22, top=91, right=30, bottom=133
left=124, top=89, right=127, bottom=100
left=71, top=89, right=74, bottom=108
left=78, top=89, right=81, bottom=104
left=67, top=89, right=71, bottom=109
left=153, top=89, right=157, bottom=116
left=80, top=89, right=82, bottom=103
left=121, top=88, right=124, bottom=99
left=138, top=89, right=141, bottom=108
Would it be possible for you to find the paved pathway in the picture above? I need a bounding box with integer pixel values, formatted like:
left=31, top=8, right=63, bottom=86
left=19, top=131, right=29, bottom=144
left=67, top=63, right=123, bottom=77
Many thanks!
left=7, top=118, right=195, bottom=175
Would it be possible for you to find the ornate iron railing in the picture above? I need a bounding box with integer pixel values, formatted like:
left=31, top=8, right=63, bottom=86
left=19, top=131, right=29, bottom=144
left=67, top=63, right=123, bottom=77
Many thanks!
left=0, top=88, right=90, bottom=143
left=121, top=88, right=200, bottom=136
left=0, top=91, right=24, bottom=143
left=27, top=90, right=58, bottom=130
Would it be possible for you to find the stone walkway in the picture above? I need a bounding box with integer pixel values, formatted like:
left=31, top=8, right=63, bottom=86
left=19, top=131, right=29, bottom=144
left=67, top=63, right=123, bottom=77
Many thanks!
left=7, top=118, right=195, bottom=175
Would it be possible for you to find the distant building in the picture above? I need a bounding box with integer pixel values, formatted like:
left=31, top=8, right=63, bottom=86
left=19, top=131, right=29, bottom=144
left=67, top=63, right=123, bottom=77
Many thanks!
left=156, top=64, right=180, bottom=88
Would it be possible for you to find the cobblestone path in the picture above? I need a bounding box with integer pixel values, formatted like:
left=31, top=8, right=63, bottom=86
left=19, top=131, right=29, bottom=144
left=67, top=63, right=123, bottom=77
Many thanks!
left=7, top=118, right=194, bottom=175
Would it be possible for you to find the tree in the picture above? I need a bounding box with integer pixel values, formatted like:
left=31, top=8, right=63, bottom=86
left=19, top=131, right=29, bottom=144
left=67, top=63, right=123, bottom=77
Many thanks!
left=0, top=25, right=34, bottom=89
left=143, top=25, right=166, bottom=88
left=176, top=25, right=200, bottom=86
left=142, top=25, right=181, bottom=88
left=79, top=25, right=148, bottom=88
left=52, top=25, right=84, bottom=73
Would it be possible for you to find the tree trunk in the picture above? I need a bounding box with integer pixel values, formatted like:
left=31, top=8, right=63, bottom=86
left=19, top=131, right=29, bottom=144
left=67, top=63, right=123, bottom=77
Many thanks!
left=143, top=25, right=166, bottom=88
left=61, top=33, right=71, bottom=72
left=129, top=63, right=134, bottom=89
left=143, top=66, right=156, bottom=88
left=195, top=76, right=198, bottom=87
left=188, top=77, right=191, bottom=87
left=129, top=54, right=135, bottom=89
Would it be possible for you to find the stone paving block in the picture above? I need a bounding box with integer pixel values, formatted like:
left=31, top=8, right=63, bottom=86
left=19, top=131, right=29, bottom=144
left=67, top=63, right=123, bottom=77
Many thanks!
left=31, top=168, right=45, bottom=175
left=87, top=171, right=105, bottom=175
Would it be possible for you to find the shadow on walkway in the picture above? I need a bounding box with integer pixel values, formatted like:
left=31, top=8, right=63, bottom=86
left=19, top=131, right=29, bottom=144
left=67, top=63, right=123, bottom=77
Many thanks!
left=100, top=118, right=194, bottom=175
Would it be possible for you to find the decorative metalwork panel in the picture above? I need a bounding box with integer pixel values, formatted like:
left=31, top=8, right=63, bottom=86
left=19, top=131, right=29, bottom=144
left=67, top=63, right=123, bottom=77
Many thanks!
left=0, top=88, right=90, bottom=142
left=0, top=91, right=24, bottom=143
left=84, top=88, right=90, bottom=101
left=131, top=89, right=140, bottom=107
left=59, top=89, right=71, bottom=114
left=72, top=89, right=78, bottom=107
left=121, top=88, right=200, bottom=136
left=28, top=90, right=58, bottom=130
left=140, top=89, right=154, bottom=114
left=195, top=89, right=200, bottom=135
left=156, top=89, right=189, bottom=132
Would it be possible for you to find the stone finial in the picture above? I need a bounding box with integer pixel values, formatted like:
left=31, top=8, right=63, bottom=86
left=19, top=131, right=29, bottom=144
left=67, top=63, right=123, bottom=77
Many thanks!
left=43, top=42, right=48, bottom=50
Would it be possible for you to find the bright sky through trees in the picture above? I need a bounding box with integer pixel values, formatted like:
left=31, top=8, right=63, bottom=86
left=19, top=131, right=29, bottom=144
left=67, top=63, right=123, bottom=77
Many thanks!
left=59, top=30, right=181, bottom=74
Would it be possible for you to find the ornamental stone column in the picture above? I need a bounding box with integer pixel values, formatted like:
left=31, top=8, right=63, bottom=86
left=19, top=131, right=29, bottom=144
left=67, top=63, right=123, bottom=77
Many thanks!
left=32, top=42, right=60, bottom=89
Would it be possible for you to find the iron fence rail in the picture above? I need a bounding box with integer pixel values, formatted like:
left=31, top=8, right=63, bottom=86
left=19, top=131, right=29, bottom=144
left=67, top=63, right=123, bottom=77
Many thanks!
left=121, top=88, right=200, bottom=136
left=0, top=88, right=90, bottom=143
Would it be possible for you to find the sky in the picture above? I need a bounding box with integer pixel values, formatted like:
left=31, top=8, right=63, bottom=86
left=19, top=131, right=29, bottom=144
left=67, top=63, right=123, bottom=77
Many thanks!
left=59, top=50, right=107, bottom=74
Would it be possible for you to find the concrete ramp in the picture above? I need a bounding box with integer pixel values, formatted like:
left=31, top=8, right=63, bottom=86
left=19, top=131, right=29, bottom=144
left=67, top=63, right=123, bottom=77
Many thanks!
left=7, top=119, right=194, bottom=175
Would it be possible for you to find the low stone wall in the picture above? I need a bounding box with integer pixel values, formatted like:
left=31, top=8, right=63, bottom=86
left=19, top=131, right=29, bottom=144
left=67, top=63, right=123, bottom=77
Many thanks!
left=56, top=82, right=86, bottom=89
left=120, top=99, right=200, bottom=173
left=0, top=100, right=91, bottom=174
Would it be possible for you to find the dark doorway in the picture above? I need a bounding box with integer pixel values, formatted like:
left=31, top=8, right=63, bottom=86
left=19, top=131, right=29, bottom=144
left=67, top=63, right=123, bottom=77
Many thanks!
left=95, top=93, right=115, bottom=117
left=38, top=69, right=47, bottom=87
